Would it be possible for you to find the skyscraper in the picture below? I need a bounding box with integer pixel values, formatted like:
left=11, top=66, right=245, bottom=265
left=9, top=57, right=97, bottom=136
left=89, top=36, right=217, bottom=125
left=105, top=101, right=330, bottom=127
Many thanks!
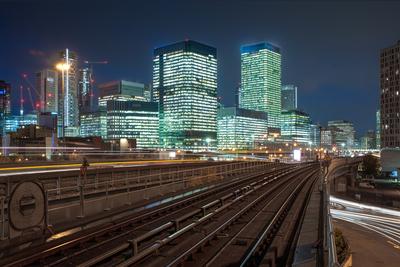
left=98, top=80, right=149, bottom=101
left=380, top=41, right=400, bottom=148
left=57, top=48, right=79, bottom=137
left=78, top=67, right=93, bottom=114
left=36, top=69, right=58, bottom=113
left=106, top=99, right=159, bottom=148
left=281, top=84, right=298, bottom=111
left=310, top=124, right=321, bottom=147
left=376, top=109, right=381, bottom=149
left=240, top=42, right=281, bottom=129
left=281, top=110, right=311, bottom=144
left=0, top=80, right=11, bottom=136
left=153, top=40, right=218, bottom=150
left=328, top=120, right=355, bottom=149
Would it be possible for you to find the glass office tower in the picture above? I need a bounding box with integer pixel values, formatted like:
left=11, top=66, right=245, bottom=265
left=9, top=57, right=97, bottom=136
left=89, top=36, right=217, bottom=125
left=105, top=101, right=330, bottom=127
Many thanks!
left=57, top=48, right=79, bottom=137
left=106, top=99, right=159, bottom=148
left=217, top=107, right=268, bottom=150
left=0, top=80, right=11, bottom=136
left=80, top=111, right=107, bottom=139
left=153, top=40, right=218, bottom=151
left=376, top=109, right=381, bottom=149
left=240, top=42, right=281, bottom=129
left=281, top=84, right=297, bottom=111
left=327, top=120, right=355, bottom=149
left=36, top=69, right=58, bottom=113
left=281, top=110, right=311, bottom=144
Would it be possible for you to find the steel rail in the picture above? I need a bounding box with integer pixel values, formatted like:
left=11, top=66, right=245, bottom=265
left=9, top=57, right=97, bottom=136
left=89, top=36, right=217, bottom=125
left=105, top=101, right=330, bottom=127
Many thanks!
left=239, top=170, right=319, bottom=266
left=0, top=164, right=290, bottom=267
left=117, top=165, right=315, bottom=267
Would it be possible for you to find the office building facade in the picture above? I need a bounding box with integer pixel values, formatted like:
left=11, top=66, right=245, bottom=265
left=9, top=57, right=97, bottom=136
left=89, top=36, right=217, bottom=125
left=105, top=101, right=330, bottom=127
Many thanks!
left=217, top=107, right=268, bottom=150
left=57, top=49, right=79, bottom=136
left=281, top=84, right=298, bottom=111
left=376, top=109, right=381, bottom=149
left=78, top=67, right=94, bottom=113
left=360, top=130, right=376, bottom=150
left=328, top=120, right=355, bottom=149
left=321, top=128, right=333, bottom=149
left=0, top=80, right=11, bottom=136
left=240, top=42, right=281, bottom=129
left=153, top=40, right=218, bottom=150
left=36, top=69, right=58, bottom=113
left=106, top=99, right=159, bottom=148
left=280, top=110, right=311, bottom=144
left=98, top=80, right=149, bottom=101
left=80, top=111, right=107, bottom=139
left=5, top=113, right=37, bottom=133
left=310, top=124, right=321, bottom=147
left=380, top=41, right=400, bottom=148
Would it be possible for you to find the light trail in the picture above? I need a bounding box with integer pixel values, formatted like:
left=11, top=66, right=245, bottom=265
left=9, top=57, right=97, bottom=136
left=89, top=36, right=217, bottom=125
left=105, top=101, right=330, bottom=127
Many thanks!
left=0, top=159, right=197, bottom=174
left=330, top=196, right=400, bottom=246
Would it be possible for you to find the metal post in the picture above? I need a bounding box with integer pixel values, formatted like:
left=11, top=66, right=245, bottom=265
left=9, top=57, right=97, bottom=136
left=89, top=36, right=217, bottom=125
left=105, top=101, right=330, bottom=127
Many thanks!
left=1, top=196, right=5, bottom=240
left=159, top=173, right=162, bottom=196
left=144, top=178, right=148, bottom=200
left=126, top=171, right=130, bottom=205
left=95, top=169, right=98, bottom=190
left=77, top=184, right=85, bottom=218
left=104, top=180, right=110, bottom=211
left=57, top=176, right=61, bottom=200
left=44, top=190, right=51, bottom=228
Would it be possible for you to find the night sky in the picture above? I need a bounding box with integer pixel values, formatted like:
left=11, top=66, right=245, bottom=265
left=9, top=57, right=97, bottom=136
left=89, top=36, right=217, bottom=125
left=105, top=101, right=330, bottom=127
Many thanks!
left=1, top=0, right=400, bottom=136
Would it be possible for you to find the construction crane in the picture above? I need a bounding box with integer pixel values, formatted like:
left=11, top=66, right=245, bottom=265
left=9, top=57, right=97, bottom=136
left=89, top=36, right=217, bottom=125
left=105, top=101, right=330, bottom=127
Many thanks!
left=21, top=74, right=39, bottom=113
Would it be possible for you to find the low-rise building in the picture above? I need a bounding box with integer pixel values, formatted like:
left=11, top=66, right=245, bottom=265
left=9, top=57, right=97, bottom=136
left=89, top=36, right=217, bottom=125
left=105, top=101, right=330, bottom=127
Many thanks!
left=217, top=107, right=268, bottom=150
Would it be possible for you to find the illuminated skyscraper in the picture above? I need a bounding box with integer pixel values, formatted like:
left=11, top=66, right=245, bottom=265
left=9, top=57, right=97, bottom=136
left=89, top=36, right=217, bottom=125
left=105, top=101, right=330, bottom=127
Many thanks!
left=78, top=67, right=93, bottom=114
left=310, top=123, right=321, bottom=147
left=80, top=111, right=107, bottom=139
left=217, top=107, right=268, bottom=150
left=0, top=80, right=11, bottom=136
left=98, top=80, right=149, bottom=100
left=36, top=69, right=58, bottom=113
left=376, top=109, right=381, bottom=149
left=328, top=120, right=355, bottom=149
left=153, top=40, right=218, bottom=150
left=380, top=41, right=400, bottom=148
left=240, top=42, right=281, bottom=129
left=281, top=84, right=297, bottom=111
left=281, top=110, right=311, bottom=144
left=105, top=97, right=159, bottom=148
left=57, top=48, right=79, bottom=137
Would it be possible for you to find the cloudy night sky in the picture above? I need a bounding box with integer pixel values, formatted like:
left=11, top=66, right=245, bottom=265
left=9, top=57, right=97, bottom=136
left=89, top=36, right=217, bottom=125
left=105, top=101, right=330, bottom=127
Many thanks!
left=1, top=0, right=400, bottom=135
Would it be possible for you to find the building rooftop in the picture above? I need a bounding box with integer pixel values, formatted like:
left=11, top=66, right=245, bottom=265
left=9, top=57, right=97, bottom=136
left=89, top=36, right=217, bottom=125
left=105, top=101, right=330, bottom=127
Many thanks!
left=240, top=42, right=280, bottom=54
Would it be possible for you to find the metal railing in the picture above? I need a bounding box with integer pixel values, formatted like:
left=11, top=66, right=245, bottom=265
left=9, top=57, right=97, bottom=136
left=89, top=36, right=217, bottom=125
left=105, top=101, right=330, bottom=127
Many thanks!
left=325, top=158, right=361, bottom=267
left=0, top=161, right=281, bottom=240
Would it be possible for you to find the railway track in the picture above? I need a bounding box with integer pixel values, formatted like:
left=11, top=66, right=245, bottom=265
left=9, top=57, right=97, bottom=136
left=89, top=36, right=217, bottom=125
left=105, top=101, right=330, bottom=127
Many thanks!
left=116, top=164, right=319, bottom=267
left=0, top=162, right=297, bottom=267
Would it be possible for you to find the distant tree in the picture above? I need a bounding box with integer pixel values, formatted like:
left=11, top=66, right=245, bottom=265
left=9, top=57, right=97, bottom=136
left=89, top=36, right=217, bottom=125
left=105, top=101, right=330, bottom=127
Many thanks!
left=362, top=154, right=379, bottom=177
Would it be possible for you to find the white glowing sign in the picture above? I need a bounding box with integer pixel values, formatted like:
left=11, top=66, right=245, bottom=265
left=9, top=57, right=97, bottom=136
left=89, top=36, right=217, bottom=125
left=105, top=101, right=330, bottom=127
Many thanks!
left=293, top=149, right=301, bottom=161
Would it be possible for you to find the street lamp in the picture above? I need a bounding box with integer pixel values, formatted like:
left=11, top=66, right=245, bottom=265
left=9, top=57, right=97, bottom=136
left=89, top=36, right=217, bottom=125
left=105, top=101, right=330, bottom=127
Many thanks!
left=56, top=62, right=70, bottom=139
left=206, top=138, right=211, bottom=152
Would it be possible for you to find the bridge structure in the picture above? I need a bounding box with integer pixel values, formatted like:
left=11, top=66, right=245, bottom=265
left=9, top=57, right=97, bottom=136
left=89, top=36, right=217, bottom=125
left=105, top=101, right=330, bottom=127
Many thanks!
left=0, top=157, right=362, bottom=267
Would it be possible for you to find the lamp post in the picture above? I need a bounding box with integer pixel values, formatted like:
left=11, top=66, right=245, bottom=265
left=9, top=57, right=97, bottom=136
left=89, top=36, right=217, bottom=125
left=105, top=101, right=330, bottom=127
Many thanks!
left=206, top=138, right=211, bottom=152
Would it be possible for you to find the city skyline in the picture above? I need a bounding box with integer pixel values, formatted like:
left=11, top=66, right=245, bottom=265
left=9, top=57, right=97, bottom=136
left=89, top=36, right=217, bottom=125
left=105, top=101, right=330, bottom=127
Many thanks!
left=3, top=0, right=400, bottom=135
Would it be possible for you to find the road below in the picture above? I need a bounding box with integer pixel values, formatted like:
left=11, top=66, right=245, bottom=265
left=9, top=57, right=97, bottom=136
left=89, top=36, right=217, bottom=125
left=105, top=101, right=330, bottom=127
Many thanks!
left=331, top=196, right=400, bottom=266
left=334, top=220, right=400, bottom=267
